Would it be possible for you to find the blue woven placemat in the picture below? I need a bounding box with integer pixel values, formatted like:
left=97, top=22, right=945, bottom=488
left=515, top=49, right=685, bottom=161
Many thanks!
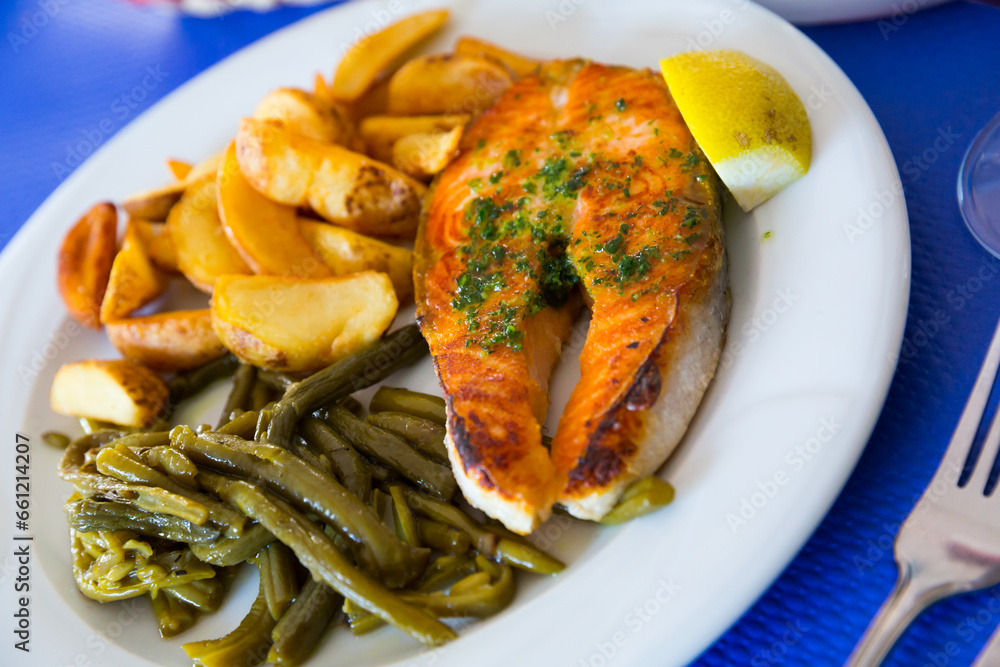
left=2, top=1, right=999, bottom=664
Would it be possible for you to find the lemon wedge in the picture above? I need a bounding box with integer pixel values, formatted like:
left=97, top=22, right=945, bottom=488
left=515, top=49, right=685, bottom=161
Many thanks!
left=660, top=49, right=811, bottom=211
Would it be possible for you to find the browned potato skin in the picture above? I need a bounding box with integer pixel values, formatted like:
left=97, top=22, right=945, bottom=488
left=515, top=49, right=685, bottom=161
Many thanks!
left=392, top=126, right=463, bottom=180
left=50, top=359, right=169, bottom=427
left=57, top=202, right=118, bottom=330
left=217, top=142, right=330, bottom=278
left=235, top=118, right=426, bottom=238
left=331, top=9, right=450, bottom=102
left=100, top=221, right=168, bottom=324
left=359, top=114, right=468, bottom=164
left=453, top=36, right=541, bottom=78
left=106, top=309, right=226, bottom=372
left=387, top=54, right=514, bottom=115
left=254, top=87, right=364, bottom=151
left=299, top=220, right=413, bottom=301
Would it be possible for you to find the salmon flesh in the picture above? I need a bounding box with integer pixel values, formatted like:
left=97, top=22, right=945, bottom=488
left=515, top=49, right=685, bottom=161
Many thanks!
left=414, top=60, right=728, bottom=533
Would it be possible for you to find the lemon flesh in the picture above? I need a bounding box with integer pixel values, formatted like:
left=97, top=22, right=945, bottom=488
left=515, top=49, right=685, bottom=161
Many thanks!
left=660, top=49, right=811, bottom=211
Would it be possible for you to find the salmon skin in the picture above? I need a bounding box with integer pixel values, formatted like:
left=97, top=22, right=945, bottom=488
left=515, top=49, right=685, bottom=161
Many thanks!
left=414, top=59, right=728, bottom=533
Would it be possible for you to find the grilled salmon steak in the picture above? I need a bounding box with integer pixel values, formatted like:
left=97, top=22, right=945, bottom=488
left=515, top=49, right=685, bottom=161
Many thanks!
left=414, top=60, right=728, bottom=533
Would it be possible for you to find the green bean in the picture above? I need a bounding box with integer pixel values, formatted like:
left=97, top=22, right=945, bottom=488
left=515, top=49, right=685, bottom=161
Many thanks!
left=112, top=431, right=172, bottom=449
left=150, top=591, right=198, bottom=638
left=367, top=412, right=449, bottom=463
left=268, top=578, right=341, bottom=666
left=60, top=433, right=210, bottom=524
left=256, top=542, right=299, bottom=620
left=67, top=498, right=221, bottom=544
left=42, top=431, right=71, bottom=448
left=390, top=485, right=421, bottom=547
left=216, top=409, right=258, bottom=439
left=416, top=555, right=476, bottom=592
left=368, top=460, right=397, bottom=483
left=292, top=437, right=331, bottom=473
left=401, top=488, right=564, bottom=575
left=255, top=408, right=274, bottom=443
left=190, top=523, right=276, bottom=567
left=165, top=578, right=225, bottom=614
left=79, top=417, right=135, bottom=436
left=417, top=520, right=471, bottom=556
left=396, top=563, right=514, bottom=618
left=199, top=472, right=457, bottom=646
left=217, top=364, right=256, bottom=429
left=369, top=387, right=446, bottom=426
left=95, top=444, right=246, bottom=535
left=173, top=427, right=421, bottom=587
left=255, top=369, right=295, bottom=391
left=351, top=559, right=513, bottom=633
left=371, top=488, right=389, bottom=520
left=168, top=353, right=240, bottom=405
left=265, top=325, right=429, bottom=450
left=600, top=476, right=675, bottom=525
left=299, top=417, right=372, bottom=500
left=182, top=578, right=276, bottom=667
left=142, top=446, right=199, bottom=487
left=251, top=379, right=276, bottom=412
left=326, top=405, right=456, bottom=500
left=339, top=395, right=364, bottom=416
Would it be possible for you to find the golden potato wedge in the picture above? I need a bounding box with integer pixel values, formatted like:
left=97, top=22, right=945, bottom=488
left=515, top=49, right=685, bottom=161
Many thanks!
left=254, top=87, right=362, bottom=149
left=167, top=159, right=193, bottom=180
left=235, top=118, right=426, bottom=237
left=131, top=220, right=179, bottom=274
left=332, top=9, right=450, bottom=102
left=359, top=114, right=468, bottom=164
left=122, top=152, right=223, bottom=221
left=100, top=221, right=168, bottom=323
left=454, top=36, right=540, bottom=78
left=299, top=220, right=413, bottom=301
left=387, top=54, right=514, bottom=115
left=106, top=309, right=226, bottom=372
left=210, top=273, right=397, bottom=372
left=343, top=76, right=392, bottom=122
left=50, top=359, right=168, bottom=427
left=392, top=126, right=463, bottom=180
left=57, top=202, right=118, bottom=330
left=217, top=143, right=330, bottom=279
left=314, top=72, right=332, bottom=100
left=166, top=174, right=252, bottom=293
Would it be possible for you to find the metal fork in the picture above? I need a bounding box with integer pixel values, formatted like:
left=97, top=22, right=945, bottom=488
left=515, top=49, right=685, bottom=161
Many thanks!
left=846, top=317, right=1000, bottom=666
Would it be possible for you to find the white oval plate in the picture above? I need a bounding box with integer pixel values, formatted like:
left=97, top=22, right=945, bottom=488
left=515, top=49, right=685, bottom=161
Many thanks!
left=0, top=0, right=909, bottom=665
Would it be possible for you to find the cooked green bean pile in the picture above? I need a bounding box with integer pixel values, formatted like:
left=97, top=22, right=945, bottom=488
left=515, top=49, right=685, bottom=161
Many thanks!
left=55, top=324, right=675, bottom=665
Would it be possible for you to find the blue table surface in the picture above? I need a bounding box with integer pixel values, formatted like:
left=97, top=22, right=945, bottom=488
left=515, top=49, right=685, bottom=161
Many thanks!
left=3, top=1, right=1000, bottom=665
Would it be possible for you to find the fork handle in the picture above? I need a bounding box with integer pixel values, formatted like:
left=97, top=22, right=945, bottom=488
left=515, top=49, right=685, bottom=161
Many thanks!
left=845, top=565, right=941, bottom=667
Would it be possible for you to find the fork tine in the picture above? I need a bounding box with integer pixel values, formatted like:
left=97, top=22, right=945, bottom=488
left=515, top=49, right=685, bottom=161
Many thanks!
left=967, top=399, right=1000, bottom=494
left=934, top=319, right=1000, bottom=485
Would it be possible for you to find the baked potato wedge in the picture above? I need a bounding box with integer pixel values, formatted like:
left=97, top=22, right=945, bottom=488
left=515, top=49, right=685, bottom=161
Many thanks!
left=342, top=76, right=391, bottom=122
left=167, top=159, right=193, bottom=180
left=210, top=273, right=397, bottom=372
left=359, top=114, right=468, bottom=164
left=50, top=359, right=168, bottom=427
left=217, top=143, right=330, bottom=279
left=254, top=87, right=362, bottom=149
left=235, top=118, right=426, bottom=237
left=454, top=36, right=540, bottom=77
left=392, top=126, right=463, bottom=180
left=122, top=152, right=222, bottom=221
left=106, top=309, right=226, bottom=372
left=57, top=202, right=118, bottom=330
left=299, top=220, right=413, bottom=300
left=332, top=9, right=450, bottom=102
left=131, top=220, right=179, bottom=274
left=386, top=54, right=514, bottom=115
left=166, top=174, right=252, bottom=293
left=100, top=220, right=168, bottom=323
